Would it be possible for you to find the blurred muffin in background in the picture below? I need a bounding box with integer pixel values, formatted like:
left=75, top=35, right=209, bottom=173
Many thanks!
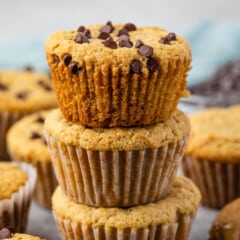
left=0, top=70, right=57, bottom=160
left=7, top=110, right=57, bottom=209
left=182, top=105, right=240, bottom=208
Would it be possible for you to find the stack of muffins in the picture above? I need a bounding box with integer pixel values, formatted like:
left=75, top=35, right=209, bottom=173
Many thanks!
left=44, top=21, right=201, bottom=240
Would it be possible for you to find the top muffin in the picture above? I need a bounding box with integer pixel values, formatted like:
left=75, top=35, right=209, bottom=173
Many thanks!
left=45, top=22, right=191, bottom=127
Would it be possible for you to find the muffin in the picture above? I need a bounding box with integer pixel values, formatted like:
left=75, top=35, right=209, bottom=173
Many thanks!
left=209, top=198, right=240, bottom=240
left=0, top=70, right=57, bottom=159
left=7, top=110, right=57, bottom=209
left=182, top=105, right=240, bottom=208
left=0, top=162, right=36, bottom=232
left=44, top=108, right=190, bottom=207
left=0, top=228, right=42, bottom=240
left=45, top=21, right=191, bottom=127
left=52, top=176, right=200, bottom=240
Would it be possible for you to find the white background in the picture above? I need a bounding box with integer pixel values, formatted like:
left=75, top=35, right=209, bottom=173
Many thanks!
left=1, top=0, right=240, bottom=40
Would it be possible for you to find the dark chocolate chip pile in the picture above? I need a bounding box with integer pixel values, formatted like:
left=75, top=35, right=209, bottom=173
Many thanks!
left=189, top=60, right=240, bottom=98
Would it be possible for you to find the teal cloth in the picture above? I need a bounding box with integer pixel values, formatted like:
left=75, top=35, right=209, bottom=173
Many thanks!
left=1, top=22, right=240, bottom=86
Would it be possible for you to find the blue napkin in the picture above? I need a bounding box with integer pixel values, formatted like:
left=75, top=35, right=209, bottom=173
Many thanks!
left=1, top=21, right=240, bottom=86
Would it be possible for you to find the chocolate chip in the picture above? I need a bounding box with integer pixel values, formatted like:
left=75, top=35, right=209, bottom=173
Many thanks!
left=69, top=62, right=80, bottom=75
left=74, top=33, right=89, bottom=44
left=98, top=32, right=110, bottom=40
left=106, top=21, right=114, bottom=31
left=24, top=66, right=33, bottom=72
left=35, top=115, right=45, bottom=124
left=63, top=54, right=72, bottom=66
left=77, top=25, right=86, bottom=32
left=37, top=80, right=52, bottom=92
left=102, top=38, right=117, bottom=49
left=83, top=29, right=91, bottom=38
left=100, top=24, right=112, bottom=34
left=124, top=23, right=137, bottom=32
left=160, top=32, right=177, bottom=44
left=0, top=228, right=11, bottom=239
left=130, top=59, right=142, bottom=74
left=135, top=39, right=144, bottom=48
left=30, top=132, right=42, bottom=140
left=0, top=83, right=8, bottom=91
left=119, top=40, right=133, bottom=48
left=53, top=54, right=60, bottom=64
left=138, top=45, right=153, bottom=57
left=147, top=57, right=159, bottom=72
left=167, top=32, right=177, bottom=41
left=118, top=28, right=129, bottom=36
left=118, top=35, right=129, bottom=41
left=43, top=139, right=47, bottom=146
left=16, top=91, right=28, bottom=100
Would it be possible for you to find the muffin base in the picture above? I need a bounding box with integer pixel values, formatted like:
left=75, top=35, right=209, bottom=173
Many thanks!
left=0, top=110, right=24, bottom=160
left=45, top=131, right=187, bottom=207
left=0, top=162, right=36, bottom=232
left=182, top=155, right=240, bottom=208
left=9, top=153, right=57, bottom=209
left=54, top=213, right=194, bottom=240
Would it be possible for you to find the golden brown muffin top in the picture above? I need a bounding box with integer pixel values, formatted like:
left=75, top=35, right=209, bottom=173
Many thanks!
left=186, top=105, right=240, bottom=163
left=0, top=163, right=28, bottom=200
left=45, top=22, right=191, bottom=96
left=0, top=71, right=57, bottom=112
left=52, top=176, right=200, bottom=228
left=7, top=110, right=52, bottom=163
left=45, top=108, right=190, bottom=151
left=209, top=198, right=240, bottom=240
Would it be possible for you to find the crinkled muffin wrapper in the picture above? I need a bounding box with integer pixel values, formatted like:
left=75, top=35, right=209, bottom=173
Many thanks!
left=45, top=130, right=188, bottom=207
left=209, top=223, right=240, bottom=240
left=53, top=212, right=195, bottom=240
left=0, top=110, right=25, bottom=160
left=8, top=153, right=57, bottom=209
left=47, top=54, right=189, bottom=127
left=0, top=162, right=36, bottom=232
left=182, top=155, right=240, bottom=209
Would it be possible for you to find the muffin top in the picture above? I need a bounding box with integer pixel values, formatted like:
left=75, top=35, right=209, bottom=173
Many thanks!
left=45, top=108, right=190, bottom=151
left=45, top=22, right=191, bottom=86
left=0, top=229, right=42, bottom=240
left=0, top=71, right=57, bottom=112
left=0, top=163, right=28, bottom=200
left=209, top=198, right=240, bottom=239
left=53, top=176, right=200, bottom=228
left=7, top=110, right=52, bottom=163
left=186, top=105, right=240, bottom=163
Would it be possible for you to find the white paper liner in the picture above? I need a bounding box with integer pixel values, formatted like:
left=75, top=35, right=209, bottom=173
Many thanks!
left=45, top=130, right=188, bottom=207
left=0, top=110, right=25, bottom=160
left=0, top=162, right=37, bottom=232
left=8, top=152, right=58, bottom=209
left=53, top=213, right=194, bottom=240
left=182, top=155, right=240, bottom=208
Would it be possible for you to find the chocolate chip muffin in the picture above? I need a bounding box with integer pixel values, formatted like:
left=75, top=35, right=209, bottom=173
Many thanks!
left=52, top=176, right=201, bottom=240
left=44, top=108, right=190, bottom=207
left=0, top=228, right=42, bottom=240
left=7, top=110, right=57, bottom=209
left=45, top=21, right=191, bottom=127
left=0, top=162, right=36, bottom=232
left=182, top=105, right=240, bottom=208
left=209, top=198, right=240, bottom=240
left=0, top=70, right=57, bottom=159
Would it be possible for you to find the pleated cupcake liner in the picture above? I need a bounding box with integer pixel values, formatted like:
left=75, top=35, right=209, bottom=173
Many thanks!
left=0, top=110, right=25, bottom=160
left=182, top=155, right=240, bottom=208
left=45, top=130, right=187, bottom=207
left=8, top=153, right=58, bottom=209
left=0, top=162, right=36, bottom=232
left=209, top=224, right=240, bottom=240
left=48, top=55, right=189, bottom=127
left=53, top=212, right=194, bottom=240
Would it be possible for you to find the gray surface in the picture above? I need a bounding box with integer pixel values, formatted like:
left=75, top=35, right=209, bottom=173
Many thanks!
left=27, top=201, right=218, bottom=240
